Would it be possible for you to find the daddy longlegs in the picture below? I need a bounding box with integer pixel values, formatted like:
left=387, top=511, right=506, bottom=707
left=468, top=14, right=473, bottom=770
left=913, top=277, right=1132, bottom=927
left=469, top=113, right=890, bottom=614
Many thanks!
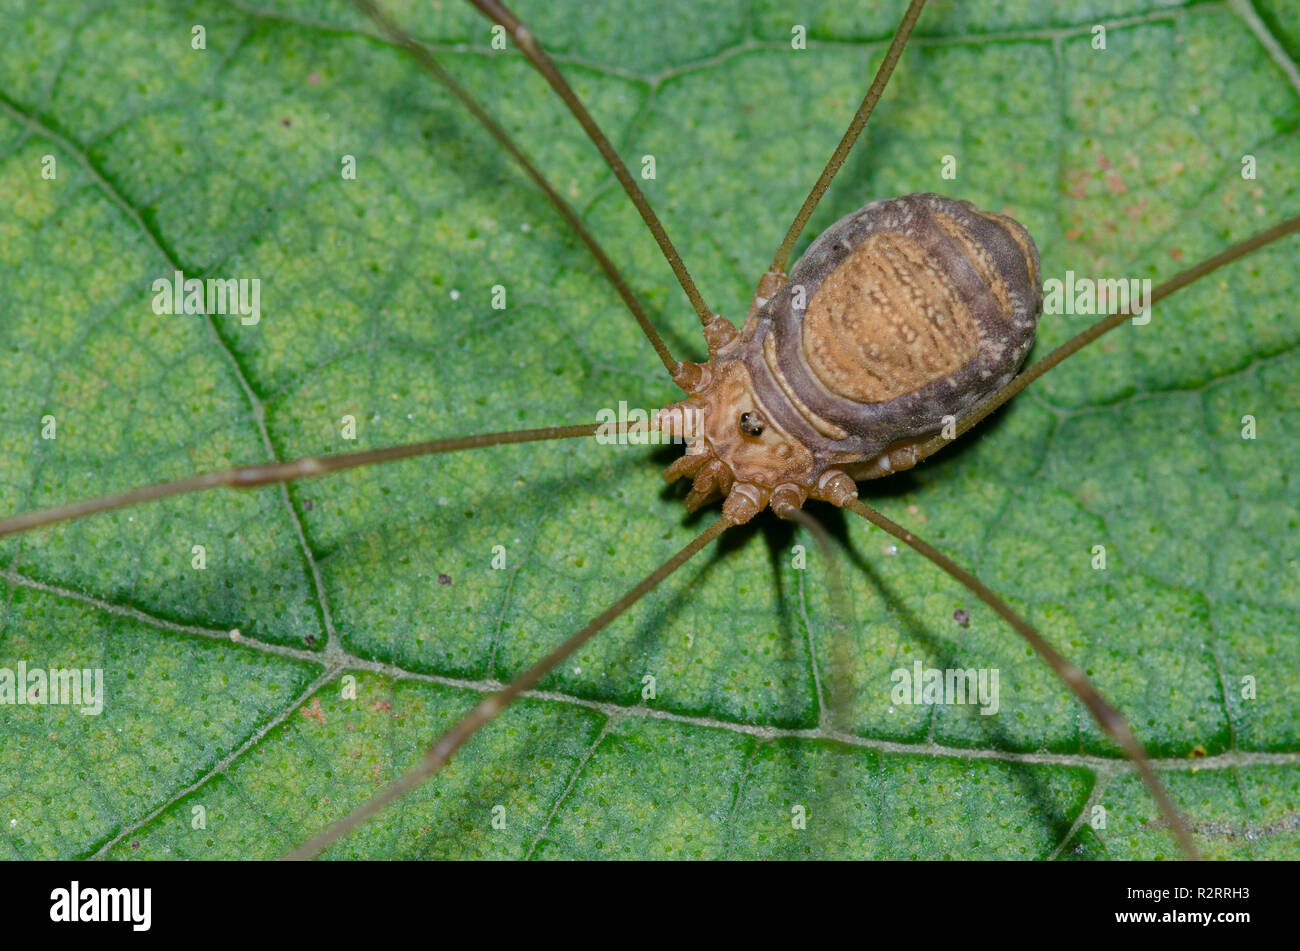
left=2, top=0, right=1297, bottom=860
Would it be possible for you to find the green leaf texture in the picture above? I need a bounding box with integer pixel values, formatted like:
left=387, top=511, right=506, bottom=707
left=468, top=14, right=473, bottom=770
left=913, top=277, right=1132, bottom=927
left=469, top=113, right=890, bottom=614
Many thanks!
left=0, top=0, right=1297, bottom=859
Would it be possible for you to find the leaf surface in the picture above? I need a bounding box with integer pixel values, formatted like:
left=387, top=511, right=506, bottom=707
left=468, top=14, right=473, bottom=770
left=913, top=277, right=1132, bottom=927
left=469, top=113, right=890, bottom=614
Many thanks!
left=1, top=0, right=1297, bottom=859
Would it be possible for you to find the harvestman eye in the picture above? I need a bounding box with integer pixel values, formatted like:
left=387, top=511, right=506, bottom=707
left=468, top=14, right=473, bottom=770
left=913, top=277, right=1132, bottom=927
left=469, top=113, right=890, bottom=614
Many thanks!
left=738, top=411, right=765, bottom=438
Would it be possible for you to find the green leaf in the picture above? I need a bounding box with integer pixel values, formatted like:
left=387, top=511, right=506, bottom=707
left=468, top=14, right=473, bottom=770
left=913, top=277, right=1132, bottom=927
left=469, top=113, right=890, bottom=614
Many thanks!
left=1, top=0, right=1297, bottom=860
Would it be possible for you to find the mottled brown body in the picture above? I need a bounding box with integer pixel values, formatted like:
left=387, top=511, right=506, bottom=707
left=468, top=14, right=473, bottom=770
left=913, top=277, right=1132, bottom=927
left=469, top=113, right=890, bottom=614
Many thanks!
left=662, top=193, right=1042, bottom=522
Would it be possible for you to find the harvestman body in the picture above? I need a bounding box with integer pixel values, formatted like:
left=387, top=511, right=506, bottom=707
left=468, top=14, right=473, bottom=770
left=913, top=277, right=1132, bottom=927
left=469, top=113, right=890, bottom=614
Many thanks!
left=9, top=0, right=1298, bottom=859
left=661, top=192, right=1043, bottom=523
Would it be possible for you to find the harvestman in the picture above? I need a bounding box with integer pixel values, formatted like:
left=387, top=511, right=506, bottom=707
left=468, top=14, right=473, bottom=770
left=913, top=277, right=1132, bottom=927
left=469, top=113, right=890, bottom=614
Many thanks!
left=2, top=0, right=1297, bottom=858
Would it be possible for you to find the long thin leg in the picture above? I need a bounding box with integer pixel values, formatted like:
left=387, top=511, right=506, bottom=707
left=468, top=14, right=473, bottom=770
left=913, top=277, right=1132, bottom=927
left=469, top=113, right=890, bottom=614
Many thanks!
left=348, top=0, right=680, bottom=378
left=879, top=213, right=1300, bottom=476
left=843, top=497, right=1199, bottom=860
left=464, top=0, right=717, bottom=338
left=768, top=0, right=928, bottom=278
left=285, top=514, right=731, bottom=859
left=0, top=423, right=598, bottom=539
